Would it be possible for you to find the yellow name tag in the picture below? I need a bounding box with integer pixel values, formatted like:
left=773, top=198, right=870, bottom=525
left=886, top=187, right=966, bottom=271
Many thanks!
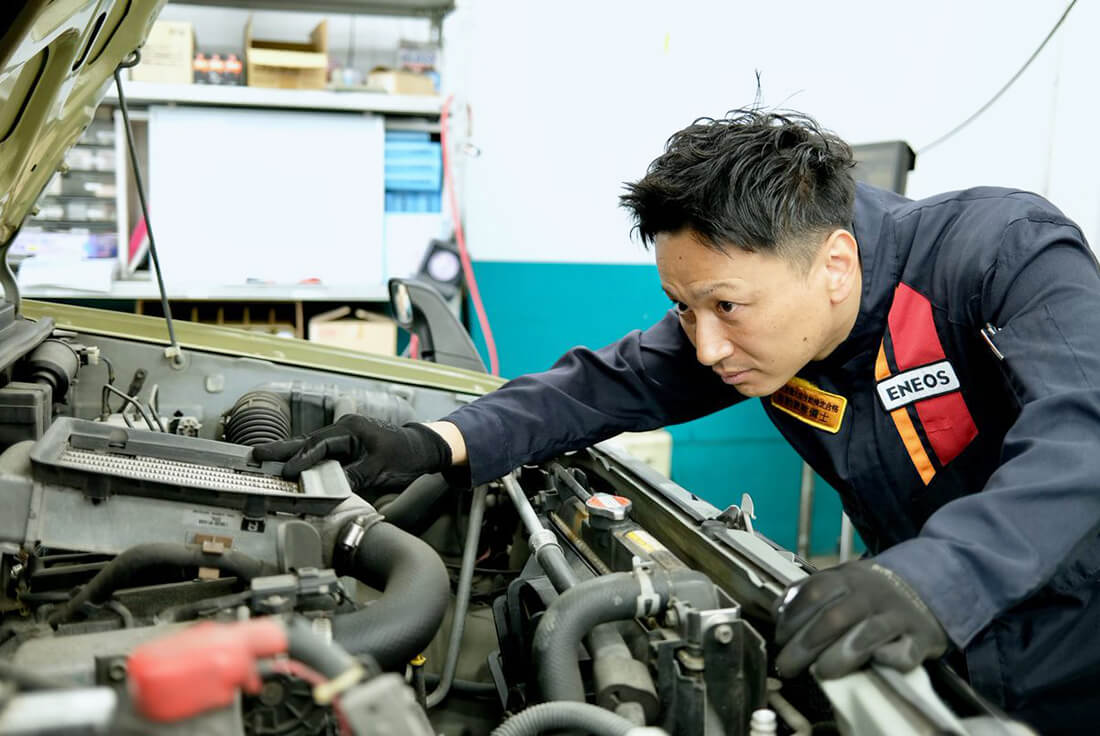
left=770, top=377, right=847, bottom=433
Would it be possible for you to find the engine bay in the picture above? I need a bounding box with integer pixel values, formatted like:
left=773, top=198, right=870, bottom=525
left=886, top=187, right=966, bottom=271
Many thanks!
left=0, top=321, right=1019, bottom=736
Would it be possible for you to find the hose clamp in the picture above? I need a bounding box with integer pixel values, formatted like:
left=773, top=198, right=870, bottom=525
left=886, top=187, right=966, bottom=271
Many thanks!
left=632, top=556, right=661, bottom=618
left=337, top=511, right=385, bottom=557
left=528, top=529, right=559, bottom=556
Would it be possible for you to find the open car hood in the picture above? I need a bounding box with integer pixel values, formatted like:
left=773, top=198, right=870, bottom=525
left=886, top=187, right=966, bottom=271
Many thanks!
left=0, top=0, right=165, bottom=259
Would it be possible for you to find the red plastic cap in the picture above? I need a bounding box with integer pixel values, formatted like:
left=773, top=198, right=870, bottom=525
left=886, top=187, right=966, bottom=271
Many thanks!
left=128, top=618, right=289, bottom=722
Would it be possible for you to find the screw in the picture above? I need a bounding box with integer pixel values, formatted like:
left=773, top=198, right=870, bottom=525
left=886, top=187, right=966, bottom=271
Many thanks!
left=108, top=661, right=127, bottom=682
left=663, top=609, right=680, bottom=628
left=714, top=624, right=734, bottom=644
left=260, top=681, right=285, bottom=706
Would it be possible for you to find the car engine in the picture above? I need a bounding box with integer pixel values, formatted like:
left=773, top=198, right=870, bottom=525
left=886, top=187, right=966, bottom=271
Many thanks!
left=0, top=322, right=1029, bottom=736
left=0, top=1, right=1037, bottom=732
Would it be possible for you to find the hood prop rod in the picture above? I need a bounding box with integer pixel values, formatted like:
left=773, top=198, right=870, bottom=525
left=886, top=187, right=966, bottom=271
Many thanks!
left=114, top=52, right=182, bottom=366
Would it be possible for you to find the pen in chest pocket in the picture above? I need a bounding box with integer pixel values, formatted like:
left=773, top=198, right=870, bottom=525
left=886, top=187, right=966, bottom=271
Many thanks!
left=980, top=323, right=1005, bottom=361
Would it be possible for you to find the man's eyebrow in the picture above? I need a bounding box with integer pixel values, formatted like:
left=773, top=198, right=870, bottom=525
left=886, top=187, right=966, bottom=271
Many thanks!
left=690, top=280, right=747, bottom=299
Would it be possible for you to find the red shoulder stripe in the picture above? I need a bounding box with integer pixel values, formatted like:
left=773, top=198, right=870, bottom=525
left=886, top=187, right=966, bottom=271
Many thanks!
left=886, top=284, right=977, bottom=465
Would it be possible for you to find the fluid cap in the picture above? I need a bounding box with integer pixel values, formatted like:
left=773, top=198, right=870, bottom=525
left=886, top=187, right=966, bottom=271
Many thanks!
left=585, top=492, right=633, bottom=522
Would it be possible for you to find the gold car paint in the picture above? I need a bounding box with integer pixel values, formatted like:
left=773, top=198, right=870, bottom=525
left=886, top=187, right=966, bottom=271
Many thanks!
left=23, top=300, right=505, bottom=396
left=1, top=0, right=167, bottom=247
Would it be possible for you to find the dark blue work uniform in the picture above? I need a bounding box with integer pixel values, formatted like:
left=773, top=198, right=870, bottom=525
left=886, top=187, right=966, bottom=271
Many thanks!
left=445, top=183, right=1100, bottom=733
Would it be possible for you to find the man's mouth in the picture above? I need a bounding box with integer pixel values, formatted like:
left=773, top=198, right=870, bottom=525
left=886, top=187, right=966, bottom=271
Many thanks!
left=717, top=369, right=751, bottom=385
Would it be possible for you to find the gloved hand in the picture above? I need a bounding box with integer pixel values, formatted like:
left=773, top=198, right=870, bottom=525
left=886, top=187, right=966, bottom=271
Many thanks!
left=251, top=414, right=452, bottom=492
left=774, top=559, right=948, bottom=679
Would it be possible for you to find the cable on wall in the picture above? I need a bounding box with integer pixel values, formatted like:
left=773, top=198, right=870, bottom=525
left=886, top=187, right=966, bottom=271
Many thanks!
left=441, top=95, right=500, bottom=376
left=918, top=0, right=1077, bottom=155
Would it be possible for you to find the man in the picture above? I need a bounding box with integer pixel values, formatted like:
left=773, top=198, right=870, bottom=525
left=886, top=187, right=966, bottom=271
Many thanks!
left=255, top=110, right=1100, bottom=733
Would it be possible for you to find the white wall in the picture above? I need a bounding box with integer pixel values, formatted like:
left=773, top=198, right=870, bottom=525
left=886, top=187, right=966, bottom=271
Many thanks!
left=443, top=0, right=1099, bottom=264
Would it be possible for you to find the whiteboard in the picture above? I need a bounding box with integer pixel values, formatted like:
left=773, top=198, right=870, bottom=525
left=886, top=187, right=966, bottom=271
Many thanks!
left=147, top=105, right=385, bottom=288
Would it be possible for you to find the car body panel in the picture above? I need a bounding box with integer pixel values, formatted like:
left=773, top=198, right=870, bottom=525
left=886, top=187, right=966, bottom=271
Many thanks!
left=22, top=299, right=505, bottom=395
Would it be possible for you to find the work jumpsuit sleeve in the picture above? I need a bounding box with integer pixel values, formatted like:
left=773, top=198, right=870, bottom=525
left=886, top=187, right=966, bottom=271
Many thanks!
left=875, top=217, right=1100, bottom=648
left=442, top=309, right=744, bottom=487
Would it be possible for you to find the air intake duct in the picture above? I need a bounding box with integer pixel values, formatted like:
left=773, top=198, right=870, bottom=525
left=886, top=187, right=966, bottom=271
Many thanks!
left=224, top=390, right=292, bottom=446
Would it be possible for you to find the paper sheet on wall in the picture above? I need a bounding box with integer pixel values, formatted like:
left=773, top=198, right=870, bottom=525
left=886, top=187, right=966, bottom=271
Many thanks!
left=147, top=106, right=385, bottom=288
left=17, top=257, right=116, bottom=292
left=383, top=212, right=446, bottom=279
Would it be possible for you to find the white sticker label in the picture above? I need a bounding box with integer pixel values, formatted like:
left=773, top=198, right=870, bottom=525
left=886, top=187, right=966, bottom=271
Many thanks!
left=876, top=360, right=961, bottom=411
left=185, top=509, right=236, bottom=530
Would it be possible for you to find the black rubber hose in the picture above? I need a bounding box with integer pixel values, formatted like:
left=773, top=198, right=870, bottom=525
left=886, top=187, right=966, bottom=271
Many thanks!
left=224, top=390, right=292, bottom=446
left=332, top=520, right=449, bottom=671
left=376, top=473, right=451, bottom=531
left=427, top=484, right=487, bottom=708
left=422, top=673, right=498, bottom=696
left=285, top=616, right=361, bottom=680
left=491, top=702, right=636, bottom=736
left=533, top=571, right=672, bottom=704
left=47, top=543, right=271, bottom=627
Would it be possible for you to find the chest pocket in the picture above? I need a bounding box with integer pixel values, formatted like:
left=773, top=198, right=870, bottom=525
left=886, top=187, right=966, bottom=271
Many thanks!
left=875, top=284, right=978, bottom=485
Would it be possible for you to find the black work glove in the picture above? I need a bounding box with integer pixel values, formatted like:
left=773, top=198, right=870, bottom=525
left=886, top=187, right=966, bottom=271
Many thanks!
left=251, top=415, right=452, bottom=492
left=774, top=559, right=948, bottom=679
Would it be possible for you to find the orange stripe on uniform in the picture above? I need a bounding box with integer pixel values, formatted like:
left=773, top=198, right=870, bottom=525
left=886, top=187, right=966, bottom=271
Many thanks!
left=874, top=341, right=891, bottom=381
left=877, top=342, right=936, bottom=485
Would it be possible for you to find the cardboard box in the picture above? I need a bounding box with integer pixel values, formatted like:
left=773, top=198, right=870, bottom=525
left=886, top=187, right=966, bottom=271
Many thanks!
left=367, top=67, right=437, bottom=96
left=246, top=19, right=328, bottom=90
left=130, top=20, right=194, bottom=84
left=309, top=307, right=397, bottom=356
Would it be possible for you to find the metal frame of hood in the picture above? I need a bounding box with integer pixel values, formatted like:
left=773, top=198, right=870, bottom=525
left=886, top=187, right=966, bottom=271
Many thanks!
left=1, top=0, right=168, bottom=308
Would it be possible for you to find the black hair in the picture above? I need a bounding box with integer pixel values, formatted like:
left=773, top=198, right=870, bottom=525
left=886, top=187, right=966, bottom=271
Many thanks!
left=620, top=108, right=856, bottom=270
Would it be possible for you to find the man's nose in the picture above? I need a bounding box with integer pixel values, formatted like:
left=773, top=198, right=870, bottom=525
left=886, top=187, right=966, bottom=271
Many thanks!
left=694, top=316, right=735, bottom=367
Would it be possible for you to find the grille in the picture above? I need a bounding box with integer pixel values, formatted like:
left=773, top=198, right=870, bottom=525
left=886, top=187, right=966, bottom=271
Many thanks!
left=58, top=447, right=300, bottom=495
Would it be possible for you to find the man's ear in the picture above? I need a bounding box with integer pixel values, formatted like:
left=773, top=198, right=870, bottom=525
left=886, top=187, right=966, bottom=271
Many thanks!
left=821, top=229, right=859, bottom=304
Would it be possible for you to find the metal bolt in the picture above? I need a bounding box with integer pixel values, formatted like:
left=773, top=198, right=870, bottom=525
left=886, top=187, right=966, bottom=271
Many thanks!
left=108, top=661, right=127, bottom=682
left=9, top=563, right=23, bottom=577
left=675, top=648, right=705, bottom=672
left=260, top=680, right=285, bottom=706
left=663, top=609, right=680, bottom=628
left=714, top=624, right=734, bottom=644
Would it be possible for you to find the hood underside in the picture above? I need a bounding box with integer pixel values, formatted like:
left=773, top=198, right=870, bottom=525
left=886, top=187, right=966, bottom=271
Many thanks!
left=0, top=0, right=165, bottom=252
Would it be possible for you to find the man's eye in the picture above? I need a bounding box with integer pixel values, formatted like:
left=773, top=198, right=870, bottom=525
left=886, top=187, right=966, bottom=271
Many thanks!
left=717, top=301, right=737, bottom=314
left=673, top=301, right=690, bottom=314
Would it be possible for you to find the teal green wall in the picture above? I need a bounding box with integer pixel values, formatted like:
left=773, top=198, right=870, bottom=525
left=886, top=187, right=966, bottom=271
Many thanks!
left=467, top=260, right=855, bottom=556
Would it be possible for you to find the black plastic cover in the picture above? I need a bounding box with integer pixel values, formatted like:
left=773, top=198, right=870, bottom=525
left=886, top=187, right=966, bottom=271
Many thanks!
left=30, top=417, right=349, bottom=515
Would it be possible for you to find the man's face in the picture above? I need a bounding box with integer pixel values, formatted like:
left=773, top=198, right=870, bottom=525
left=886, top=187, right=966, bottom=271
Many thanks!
left=656, top=229, right=846, bottom=397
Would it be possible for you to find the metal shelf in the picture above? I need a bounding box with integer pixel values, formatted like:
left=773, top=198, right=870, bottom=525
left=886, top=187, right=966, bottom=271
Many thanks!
left=171, top=0, right=453, bottom=19
left=102, top=80, right=443, bottom=116
left=26, top=220, right=116, bottom=229
left=22, top=280, right=390, bottom=302
left=39, top=194, right=116, bottom=201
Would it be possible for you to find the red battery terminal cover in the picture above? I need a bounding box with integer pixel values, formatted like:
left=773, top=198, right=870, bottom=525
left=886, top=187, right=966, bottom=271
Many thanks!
left=128, top=618, right=289, bottom=722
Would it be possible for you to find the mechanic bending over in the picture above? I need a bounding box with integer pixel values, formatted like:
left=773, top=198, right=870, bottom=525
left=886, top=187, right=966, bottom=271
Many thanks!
left=255, top=109, right=1100, bottom=734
